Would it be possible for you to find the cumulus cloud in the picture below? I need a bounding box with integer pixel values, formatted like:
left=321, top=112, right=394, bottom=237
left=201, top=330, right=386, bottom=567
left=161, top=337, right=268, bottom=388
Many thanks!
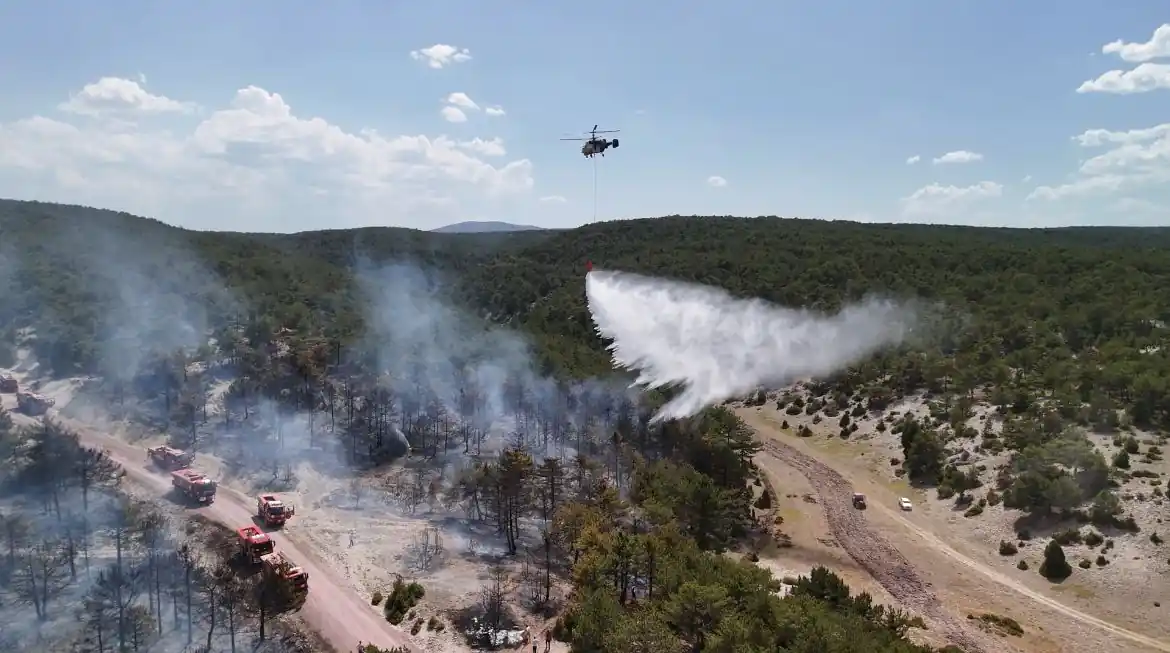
left=707, top=175, right=727, bottom=188
left=906, top=155, right=920, bottom=165
left=1078, top=63, right=1170, bottom=94
left=539, top=195, right=566, bottom=203
left=932, top=150, right=983, bottom=165
left=410, top=44, right=472, bottom=69
left=441, top=106, right=468, bottom=123
left=1101, top=24, right=1170, bottom=63
left=1080, top=25, right=1170, bottom=95
left=440, top=94, right=504, bottom=121
left=446, top=92, right=479, bottom=110
left=1029, top=123, right=1170, bottom=201
left=59, top=76, right=198, bottom=117
left=458, top=137, right=506, bottom=157
left=0, top=77, right=535, bottom=231
left=901, top=181, right=1002, bottom=216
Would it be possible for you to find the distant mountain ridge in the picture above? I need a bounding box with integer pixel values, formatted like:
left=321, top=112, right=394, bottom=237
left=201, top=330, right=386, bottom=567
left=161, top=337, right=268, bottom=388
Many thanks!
left=431, top=221, right=545, bottom=234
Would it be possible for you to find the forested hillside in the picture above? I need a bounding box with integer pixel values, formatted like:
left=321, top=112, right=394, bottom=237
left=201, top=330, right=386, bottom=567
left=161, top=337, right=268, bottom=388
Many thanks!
left=4, top=198, right=1170, bottom=652
left=6, top=199, right=1170, bottom=428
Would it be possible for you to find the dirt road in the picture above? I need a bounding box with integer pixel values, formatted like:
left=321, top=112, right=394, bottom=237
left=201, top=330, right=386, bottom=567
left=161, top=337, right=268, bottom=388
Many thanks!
left=742, top=410, right=1170, bottom=653
left=756, top=438, right=992, bottom=653
left=8, top=403, right=420, bottom=653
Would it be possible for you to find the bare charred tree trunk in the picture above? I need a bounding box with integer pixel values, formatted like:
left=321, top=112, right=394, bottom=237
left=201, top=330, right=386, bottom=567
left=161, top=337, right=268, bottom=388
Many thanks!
left=203, top=574, right=218, bottom=651
left=178, top=544, right=196, bottom=643
left=543, top=530, right=553, bottom=605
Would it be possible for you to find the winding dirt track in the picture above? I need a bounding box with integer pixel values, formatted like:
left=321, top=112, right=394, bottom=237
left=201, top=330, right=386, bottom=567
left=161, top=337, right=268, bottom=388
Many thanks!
left=752, top=425, right=1170, bottom=653
left=40, top=411, right=421, bottom=653
left=758, top=439, right=991, bottom=653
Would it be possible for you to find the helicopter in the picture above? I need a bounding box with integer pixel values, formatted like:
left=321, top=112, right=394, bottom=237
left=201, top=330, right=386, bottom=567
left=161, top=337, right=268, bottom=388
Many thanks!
left=561, top=125, right=620, bottom=158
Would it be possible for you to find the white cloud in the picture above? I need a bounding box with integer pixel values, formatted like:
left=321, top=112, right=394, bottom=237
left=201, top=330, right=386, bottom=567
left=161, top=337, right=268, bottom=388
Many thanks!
left=1077, top=62, right=1170, bottom=94
left=446, top=92, right=479, bottom=110
left=932, top=150, right=983, bottom=165
left=707, top=175, right=727, bottom=188
left=1029, top=122, right=1170, bottom=201
left=59, top=76, right=198, bottom=116
left=410, top=44, right=472, bottom=69
left=440, top=106, right=468, bottom=123
left=1075, top=123, right=1170, bottom=147
left=539, top=195, right=567, bottom=203
left=458, top=137, right=505, bottom=157
left=901, top=181, right=1002, bottom=216
left=0, top=77, right=535, bottom=231
left=1101, top=24, right=1170, bottom=63
left=906, top=155, right=920, bottom=165
left=485, top=106, right=506, bottom=117
left=1022, top=174, right=1032, bottom=183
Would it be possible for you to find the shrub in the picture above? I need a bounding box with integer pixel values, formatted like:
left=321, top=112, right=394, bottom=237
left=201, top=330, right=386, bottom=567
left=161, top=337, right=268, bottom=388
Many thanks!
left=427, top=616, right=444, bottom=632
left=781, top=420, right=789, bottom=429
left=1151, top=533, right=1164, bottom=545
left=1052, top=529, right=1083, bottom=546
left=876, top=421, right=887, bottom=432
left=1083, top=531, right=1104, bottom=547
left=1077, top=559, right=1091, bottom=569
left=976, top=613, right=1024, bottom=637
left=384, top=578, right=426, bottom=624
left=785, top=405, right=802, bottom=416
left=1039, top=541, right=1072, bottom=581
left=963, top=503, right=984, bottom=518
left=1113, top=450, right=1131, bottom=469
left=754, top=492, right=772, bottom=509
left=371, top=591, right=384, bottom=606
left=410, top=618, right=423, bottom=635
left=1114, top=515, right=1141, bottom=532
left=1017, top=560, right=1028, bottom=570
left=998, top=541, right=1018, bottom=556
left=1095, top=555, right=1108, bottom=566
left=985, top=489, right=1002, bottom=506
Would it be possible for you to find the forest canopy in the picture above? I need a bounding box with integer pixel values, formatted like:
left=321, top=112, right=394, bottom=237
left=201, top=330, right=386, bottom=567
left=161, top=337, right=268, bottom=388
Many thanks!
left=4, top=198, right=1169, bottom=652
left=4, top=199, right=1170, bottom=429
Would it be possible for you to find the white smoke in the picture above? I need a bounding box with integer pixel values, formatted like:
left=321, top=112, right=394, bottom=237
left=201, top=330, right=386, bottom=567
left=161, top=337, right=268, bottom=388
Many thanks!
left=586, top=269, right=920, bottom=422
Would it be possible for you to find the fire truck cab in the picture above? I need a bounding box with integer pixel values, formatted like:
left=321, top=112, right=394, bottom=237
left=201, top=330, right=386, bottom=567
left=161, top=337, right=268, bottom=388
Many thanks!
left=237, top=525, right=276, bottom=564
left=256, top=494, right=294, bottom=528
left=148, top=445, right=196, bottom=470
left=171, top=469, right=217, bottom=503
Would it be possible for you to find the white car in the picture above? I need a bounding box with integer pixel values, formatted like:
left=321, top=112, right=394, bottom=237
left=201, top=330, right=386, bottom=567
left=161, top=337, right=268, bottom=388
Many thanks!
left=898, top=497, right=913, bottom=511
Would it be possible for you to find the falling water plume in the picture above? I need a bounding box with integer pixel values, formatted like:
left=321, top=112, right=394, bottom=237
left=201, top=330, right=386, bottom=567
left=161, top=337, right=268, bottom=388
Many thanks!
left=586, top=269, right=920, bottom=422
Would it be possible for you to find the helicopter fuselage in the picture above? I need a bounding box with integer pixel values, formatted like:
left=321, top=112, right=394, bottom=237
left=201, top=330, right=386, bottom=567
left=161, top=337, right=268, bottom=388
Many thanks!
left=581, top=139, right=612, bottom=158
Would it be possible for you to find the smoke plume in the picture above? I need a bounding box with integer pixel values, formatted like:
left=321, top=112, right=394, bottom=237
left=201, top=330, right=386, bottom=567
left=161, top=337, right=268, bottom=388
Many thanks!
left=586, top=269, right=920, bottom=422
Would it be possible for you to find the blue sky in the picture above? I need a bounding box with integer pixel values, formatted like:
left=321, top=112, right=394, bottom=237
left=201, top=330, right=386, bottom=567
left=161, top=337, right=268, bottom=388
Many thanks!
left=0, top=1, right=1167, bottom=232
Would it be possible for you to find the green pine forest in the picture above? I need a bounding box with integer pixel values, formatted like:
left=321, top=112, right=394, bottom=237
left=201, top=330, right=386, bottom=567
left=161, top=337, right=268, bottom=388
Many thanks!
left=4, top=198, right=1170, bottom=653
